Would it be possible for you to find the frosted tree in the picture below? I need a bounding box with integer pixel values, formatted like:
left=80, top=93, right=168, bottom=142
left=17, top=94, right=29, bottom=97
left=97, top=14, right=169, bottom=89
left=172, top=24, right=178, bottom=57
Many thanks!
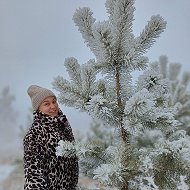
left=53, top=0, right=190, bottom=189
left=156, top=55, right=190, bottom=134
left=0, top=86, right=17, bottom=122
left=79, top=120, right=114, bottom=178
left=0, top=86, right=19, bottom=155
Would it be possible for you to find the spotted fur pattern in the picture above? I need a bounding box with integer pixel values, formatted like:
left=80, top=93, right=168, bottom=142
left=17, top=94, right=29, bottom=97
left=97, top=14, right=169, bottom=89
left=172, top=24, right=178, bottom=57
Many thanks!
left=23, top=110, right=79, bottom=190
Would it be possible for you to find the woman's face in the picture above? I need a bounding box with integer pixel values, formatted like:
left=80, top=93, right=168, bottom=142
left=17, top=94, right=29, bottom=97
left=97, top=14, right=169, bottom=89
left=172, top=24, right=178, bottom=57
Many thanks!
left=38, top=96, right=59, bottom=117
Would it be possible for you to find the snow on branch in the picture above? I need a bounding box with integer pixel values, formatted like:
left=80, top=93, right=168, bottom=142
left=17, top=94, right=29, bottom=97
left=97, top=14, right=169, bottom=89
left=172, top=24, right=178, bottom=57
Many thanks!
left=73, top=7, right=95, bottom=40
left=91, top=21, right=112, bottom=63
left=53, top=58, right=108, bottom=111
left=135, top=15, right=167, bottom=55
left=106, top=0, right=135, bottom=35
left=108, top=0, right=135, bottom=58
left=52, top=76, right=85, bottom=109
left=85, top=94, right=120, bottom=126
left=64, top=57, right=82, bottom=88
left=124, top=88, right=155, bottom=119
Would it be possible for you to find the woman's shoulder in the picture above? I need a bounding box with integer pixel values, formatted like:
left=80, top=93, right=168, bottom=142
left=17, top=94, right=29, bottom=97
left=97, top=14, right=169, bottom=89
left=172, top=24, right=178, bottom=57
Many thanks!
left=23, top=122, right=44, bottom=142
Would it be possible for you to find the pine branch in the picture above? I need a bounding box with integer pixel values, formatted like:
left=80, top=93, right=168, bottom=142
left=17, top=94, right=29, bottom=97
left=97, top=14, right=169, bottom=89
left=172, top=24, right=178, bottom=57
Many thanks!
left=90, top=21, right=113, bottom=63
left=64, top=57, right=82, bottom=88
left=52, top=76, right=88, bottom=109
left=168, top=62, right=181, bottom=81
left=135, top=15, right=167, bottom=55
left=73, top=7, right=96, bottom=53
left=108, top=0, right=135, bottom=62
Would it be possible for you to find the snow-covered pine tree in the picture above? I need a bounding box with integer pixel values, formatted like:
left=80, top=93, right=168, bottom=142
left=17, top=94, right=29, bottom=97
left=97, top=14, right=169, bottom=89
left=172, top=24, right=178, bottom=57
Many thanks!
left=79, top=120, right=114, bottom=179
left=156, top=55, right=190, bottom=135
left=0, top=86, right=17, bottom=123
left=0, top=86, right=19, bottom=155
left=53, top=0, right=190, bottom=189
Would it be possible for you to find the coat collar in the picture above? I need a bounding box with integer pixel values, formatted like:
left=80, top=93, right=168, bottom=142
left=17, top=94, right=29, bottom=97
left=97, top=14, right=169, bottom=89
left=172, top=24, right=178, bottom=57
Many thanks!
left=33, top=109, right=67, bottom=125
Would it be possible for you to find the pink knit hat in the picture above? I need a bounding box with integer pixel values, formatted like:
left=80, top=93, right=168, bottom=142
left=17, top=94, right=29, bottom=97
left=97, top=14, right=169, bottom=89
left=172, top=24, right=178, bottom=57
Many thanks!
left=27, top=85, right=56, bottom=111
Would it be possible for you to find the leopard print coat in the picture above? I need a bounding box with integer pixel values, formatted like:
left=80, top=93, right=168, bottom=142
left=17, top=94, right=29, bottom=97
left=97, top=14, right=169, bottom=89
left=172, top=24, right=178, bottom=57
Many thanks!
left=23, top=110, right=79, bottom=190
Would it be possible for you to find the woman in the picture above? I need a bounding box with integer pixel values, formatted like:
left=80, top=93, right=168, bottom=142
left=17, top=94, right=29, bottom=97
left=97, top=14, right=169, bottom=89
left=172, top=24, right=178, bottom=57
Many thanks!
left=23, top=85, right=79, bottom=190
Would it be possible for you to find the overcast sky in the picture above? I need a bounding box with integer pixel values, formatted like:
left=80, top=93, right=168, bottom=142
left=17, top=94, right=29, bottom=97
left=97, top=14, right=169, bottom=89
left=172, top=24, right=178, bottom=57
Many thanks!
left=0, top=0, right=190, bottom=133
